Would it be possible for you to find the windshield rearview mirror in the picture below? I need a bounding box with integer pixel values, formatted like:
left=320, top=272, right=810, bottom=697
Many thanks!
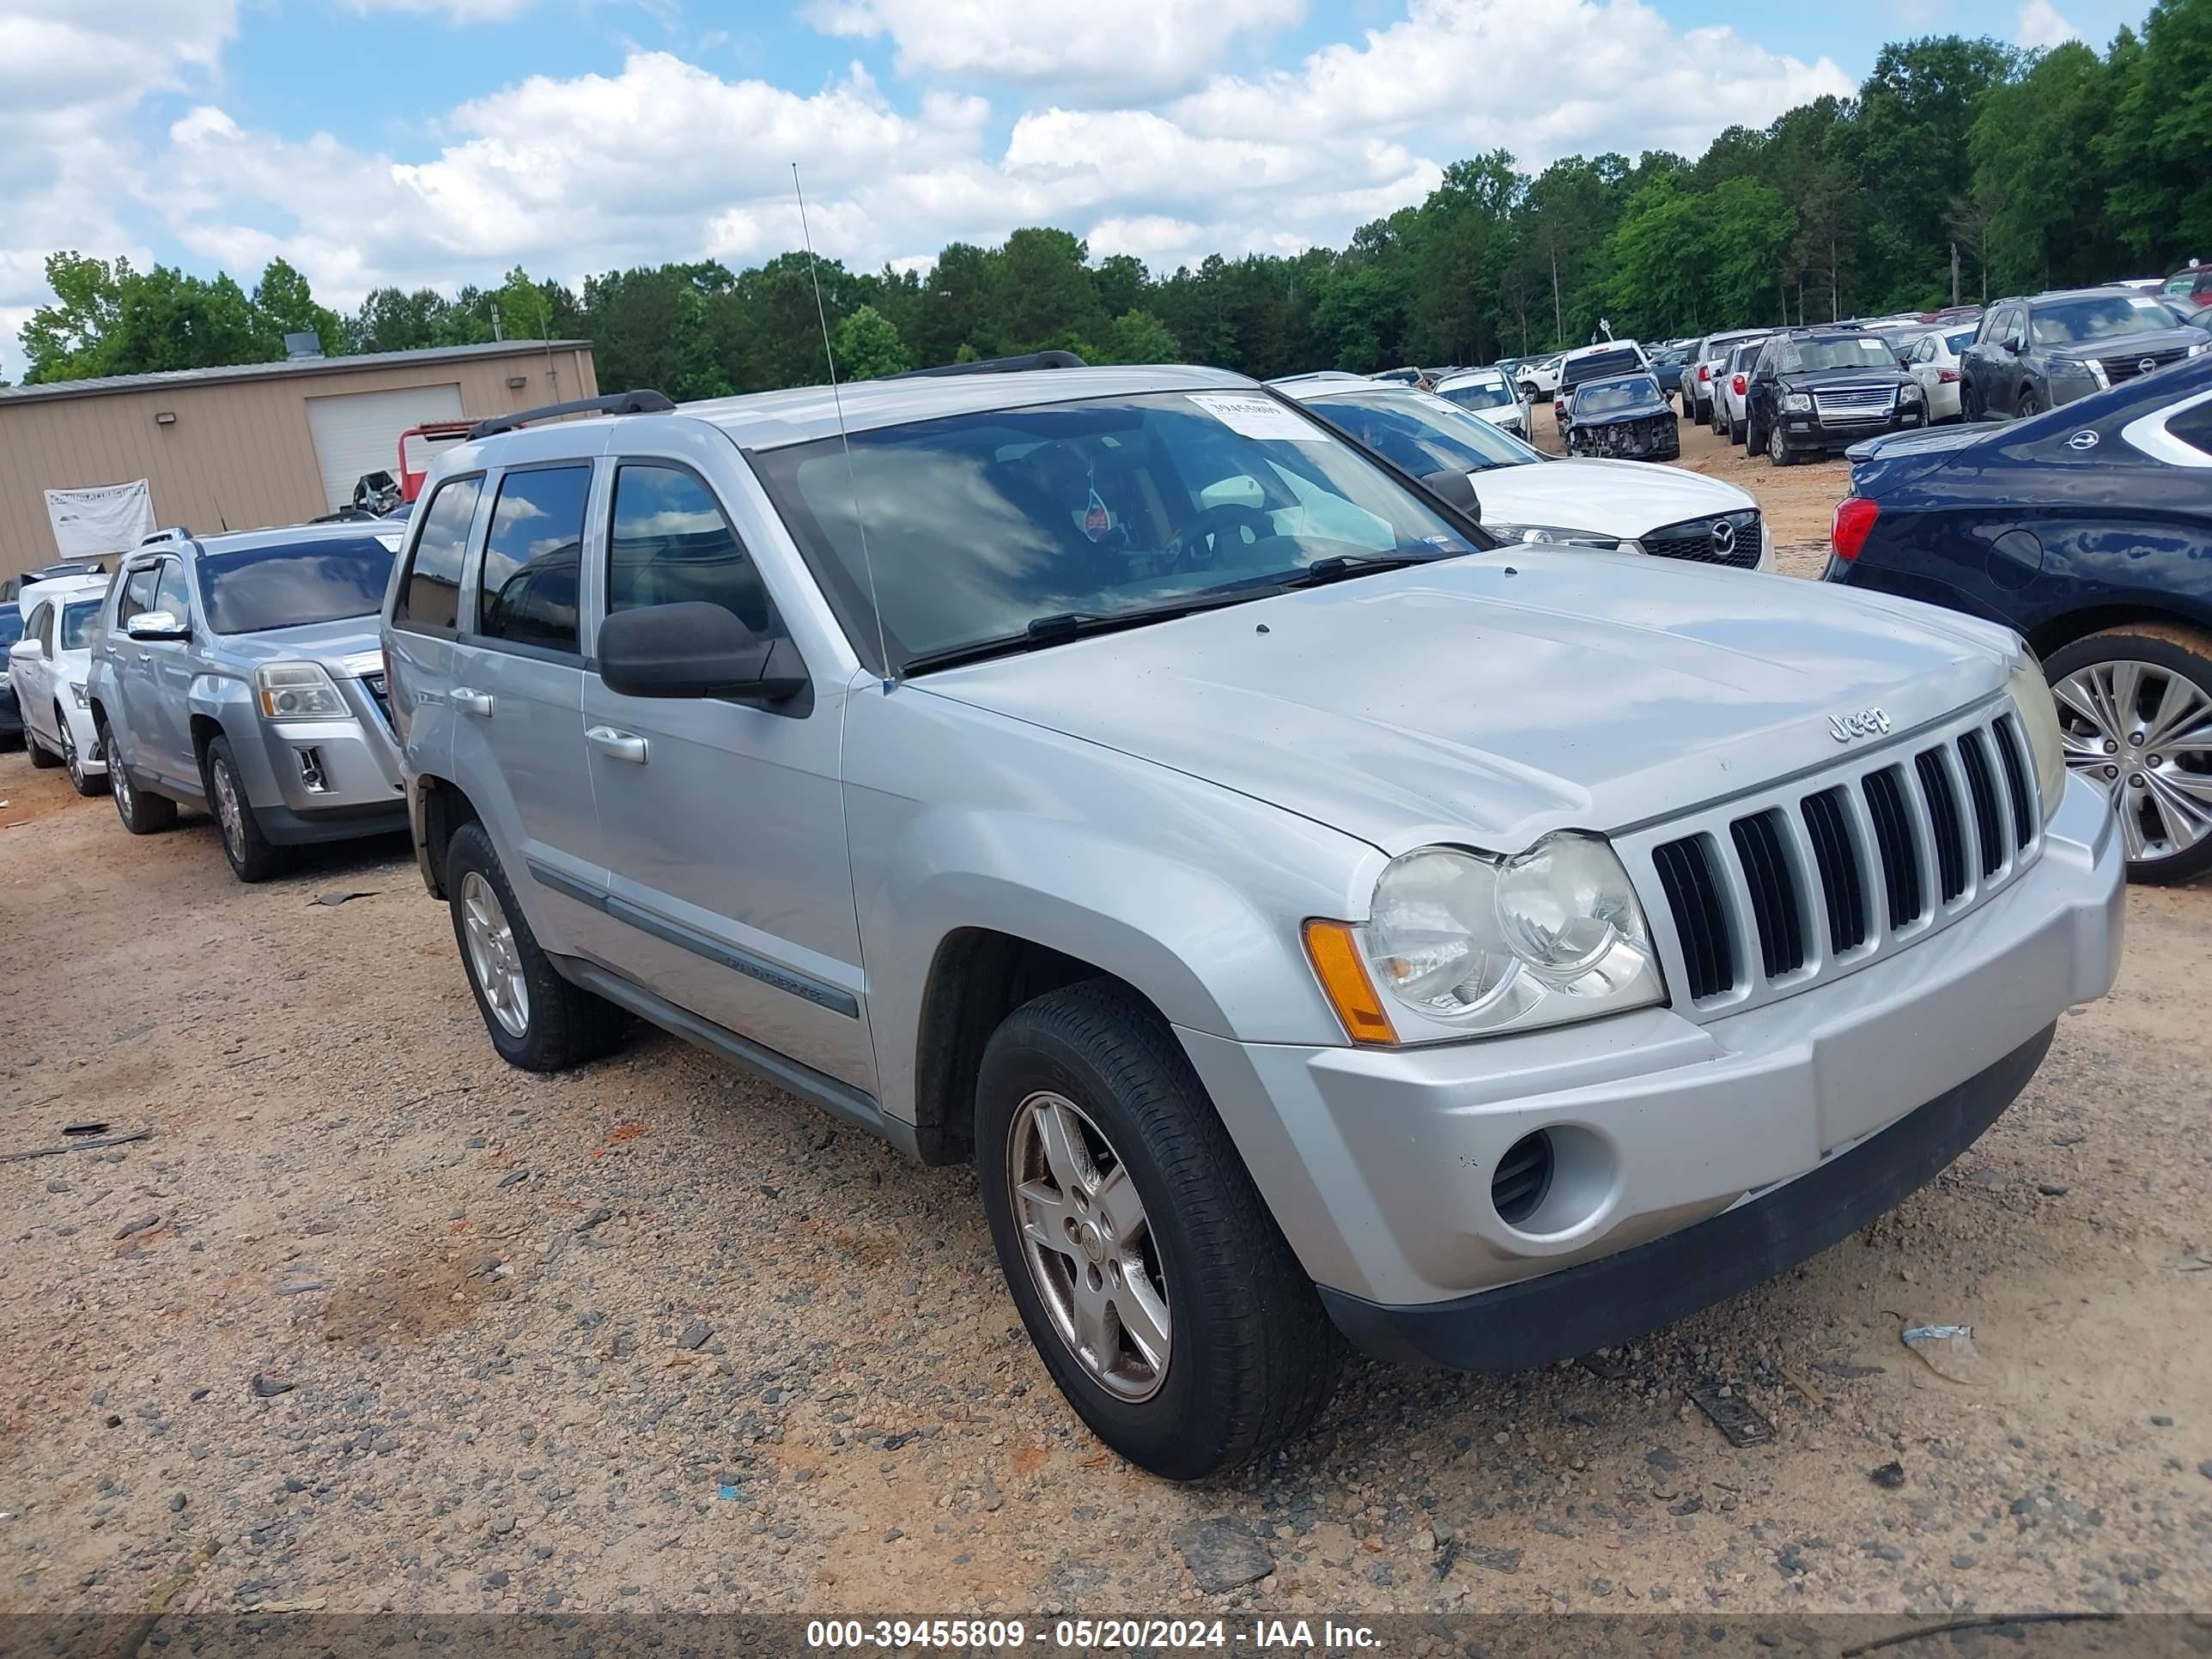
left=1197, top=475, right=1266, bottom=513
left=598, top=601, right=806, bottom=705
left=125, top=611, right=189, bottom=642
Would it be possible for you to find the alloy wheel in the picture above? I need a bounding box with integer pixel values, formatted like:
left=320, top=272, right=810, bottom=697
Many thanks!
left=109, top=743, right=134, bottom=819
left=459, top=871, right=532, bottom=1038
left=2055, top=659, right=2212, bottom=866
left=210, top=757, right=246, bottom=860
left=1006, top=1091, right=1170, bottom=1402
left=61, top=720, right=82, bottom=787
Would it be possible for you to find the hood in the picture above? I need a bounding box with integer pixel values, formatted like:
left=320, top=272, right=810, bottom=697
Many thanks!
left=214, top=616, right=384, bottom=674
left=1464, top=402, right=1525, bottom=427
left=1472, top=458, right=1753, bottom=538
left=1783, top=364, right=1916, bottom=390
left=916, top=550, right=2017, bottom=854
left=2045, top=329, right=2203, bottom=364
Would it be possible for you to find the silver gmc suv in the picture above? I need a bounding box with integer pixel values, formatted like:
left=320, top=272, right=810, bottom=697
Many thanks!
left=382, top=365, right=2124, bottom=1480
left=85, top=521, right=409, bottom=880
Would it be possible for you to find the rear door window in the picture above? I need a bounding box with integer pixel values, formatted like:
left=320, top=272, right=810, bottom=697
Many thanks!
left=394, top=475, right=483, bottom=634
left=478, top=465, right=590, bottom=655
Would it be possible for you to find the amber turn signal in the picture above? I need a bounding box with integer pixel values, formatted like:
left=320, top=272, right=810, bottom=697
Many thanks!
left=1303, top=919, right=1398, bottom=1045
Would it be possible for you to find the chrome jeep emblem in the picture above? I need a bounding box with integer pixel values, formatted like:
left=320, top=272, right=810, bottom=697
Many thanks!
left=1828, top=707, right=1892, bottom=743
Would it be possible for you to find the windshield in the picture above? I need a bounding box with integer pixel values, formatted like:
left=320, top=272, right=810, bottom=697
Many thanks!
left=0, top=610, right=19, bottom=648
left=60, top=601, right=100, bottom=650
left=1437, top=378, right=1513, bottom=411
left=1573, top=377, right=1665, bottom=416
left=1302, top=388, right=1543, bottom=472
left=750, top=391, right=1483, bottom=674
left=1562, top=349, right=1643, bottom=388
left=1783, top=336, right=1897, bottom=372
left=2032, top=295, right=2184, bottom=344
left=198, top=537, right=398, bottom=635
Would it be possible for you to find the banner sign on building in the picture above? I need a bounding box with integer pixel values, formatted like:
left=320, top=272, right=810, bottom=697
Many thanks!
left=45, top=479, right=155, bottom=557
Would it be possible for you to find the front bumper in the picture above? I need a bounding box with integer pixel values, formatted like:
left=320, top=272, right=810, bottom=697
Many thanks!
left=1778, top=406, right=1927, bottom=452
left=1177, top=775, right=2123, bottom=1335
left=232, top=678, right=407, bottom=842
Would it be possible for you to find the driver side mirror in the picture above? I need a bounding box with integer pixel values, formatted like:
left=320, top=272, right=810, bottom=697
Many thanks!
left=125, top=611, right=189, bottom=642
left=598, top=601, right=808, bottom=706
left=9, top=638, right=41, bottom=664
left=1418, top=468, right=1482, bottom=523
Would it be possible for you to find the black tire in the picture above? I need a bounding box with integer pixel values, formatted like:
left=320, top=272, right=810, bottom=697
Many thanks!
left=2018, top=387, right=2041, bottom=419
left=26, top=725, right=61, bottom=769
left=101, top=719, right=178, bottom=835
left=445, top=821, right=628, bottom=1070
left=203, top=735, right=285, bottom=883
left=975, top=980, right=1341, bottom=1480
left=60, top=710, right=106, bottom=796
left=1729, top=417, right=1747, bottom=446
left=2044, top=624, right=2212, bottom=885
left=1767, top=420, right=1796, bottom=467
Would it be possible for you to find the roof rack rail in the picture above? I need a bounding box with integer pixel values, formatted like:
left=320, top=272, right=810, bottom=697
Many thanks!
left=888, top=350, right=1087, bottom=380
left=467, top=390, right=676, bottom=441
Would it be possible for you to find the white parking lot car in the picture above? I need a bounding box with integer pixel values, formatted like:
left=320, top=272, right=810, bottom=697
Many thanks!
left=1905, top=325, right=1978, bottom=423
left=1432, top=368, right=1529, bottom=440
left=7, top=571, right=112, bottom=794
left=1273, top=378, right=1775, bottom=572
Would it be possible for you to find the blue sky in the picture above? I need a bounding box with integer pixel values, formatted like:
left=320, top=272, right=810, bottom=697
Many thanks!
left=0, top=0, right=2151, bottom=377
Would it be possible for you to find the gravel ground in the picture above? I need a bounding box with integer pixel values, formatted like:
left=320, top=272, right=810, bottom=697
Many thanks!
left=3, top=471, right=2209, bottom=1622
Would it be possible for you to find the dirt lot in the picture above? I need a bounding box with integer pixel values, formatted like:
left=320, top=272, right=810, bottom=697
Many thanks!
left=3, top=455, right=2209, bottom=1626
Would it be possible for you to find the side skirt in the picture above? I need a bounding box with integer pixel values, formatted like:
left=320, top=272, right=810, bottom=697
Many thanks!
left=553, top=955, right=922, bottom=1163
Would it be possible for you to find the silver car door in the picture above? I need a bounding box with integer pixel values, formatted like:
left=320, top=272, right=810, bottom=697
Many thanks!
left=144, top=558, right=200, bottom=785
left=580, top=453, right=872, bottom=1092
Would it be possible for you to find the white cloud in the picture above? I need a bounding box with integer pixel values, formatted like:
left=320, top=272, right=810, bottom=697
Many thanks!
left=2015, top=0, right=2081, bottom=50
left=2, top=0, right=1859, bottom=381
left=804, top=0, right=1308, bottom=101
left=337, top=0, right=538, bottom=18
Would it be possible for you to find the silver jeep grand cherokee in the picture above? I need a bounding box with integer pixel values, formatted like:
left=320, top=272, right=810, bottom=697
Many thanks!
left=383, top=365, right=2124, bottom=1480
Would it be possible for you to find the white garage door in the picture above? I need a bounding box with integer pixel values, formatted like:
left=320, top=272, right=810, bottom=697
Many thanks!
left=305, top=383, right=465, bottom=511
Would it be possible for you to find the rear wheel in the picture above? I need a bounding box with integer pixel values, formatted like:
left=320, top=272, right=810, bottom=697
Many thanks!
left=204, top=736, right=284, bottom=883
left=975, top=980, right=1341, bottom=1480
left=1729, top=416, right=1747, bottom=445
left=2046, top=625, right=2212, bottom=884
left=26, top=724, right=60, bottom=769
left=60, top=711, right=105, bottom=796
left=445, top=822, right=628, bottom=1070
left=102, top=719, right=177, bottom=835
left=1767, top=420, right=1796, bottom=467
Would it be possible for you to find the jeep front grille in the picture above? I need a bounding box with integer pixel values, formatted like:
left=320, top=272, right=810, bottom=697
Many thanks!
left=1811, top=385, right=1898, bottom=423
left=1635, top=700, right=2041, bottom=1016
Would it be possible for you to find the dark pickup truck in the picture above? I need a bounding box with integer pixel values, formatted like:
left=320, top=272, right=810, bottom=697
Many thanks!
left=1744, top=328, right=1927, bottom=466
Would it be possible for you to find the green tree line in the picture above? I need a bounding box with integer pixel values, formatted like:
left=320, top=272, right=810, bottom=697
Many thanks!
left=15, top=0, right=2209, bottom=393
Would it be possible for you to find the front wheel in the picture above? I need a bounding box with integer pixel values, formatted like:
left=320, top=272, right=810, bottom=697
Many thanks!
left=26, top=725, right=60, bottom=769
left=60, top=712, right=106, bottom=796
left=2046, top=625, right=2212, bottom=884
left=101, top=719, right=178, bottom=835
left=204, top=737, right=284, bottom=883
left=975, top=981, right=1341, bottom=1480
left=2018, top=387, right=2042, bottom=419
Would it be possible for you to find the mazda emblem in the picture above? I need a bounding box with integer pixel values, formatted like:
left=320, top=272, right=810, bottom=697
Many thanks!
left=1711, top=520, right=1737, bottom=557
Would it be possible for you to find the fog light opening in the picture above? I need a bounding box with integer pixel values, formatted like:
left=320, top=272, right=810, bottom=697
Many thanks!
left=295, top=746, right=328, bottom=793
left=1492, top=1131, right=1554, bottom=1226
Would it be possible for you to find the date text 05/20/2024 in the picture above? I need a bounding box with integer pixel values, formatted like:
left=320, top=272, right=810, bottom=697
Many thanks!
left=806, top=1619, right=1382, bottom=1650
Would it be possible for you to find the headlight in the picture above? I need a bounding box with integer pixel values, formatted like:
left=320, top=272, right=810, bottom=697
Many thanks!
left=69, top=680, right=90, bottom=708
left=2007, top=653, right=2066, bottom=824
left=1307, top=835, right=1665, bottom=1043
left=1899, top=385, right=1923, bottom=403
left=1486, top=525, right=1624, bottom=551
left=255, top=661, right=349, bottom=720
left=2080, top=360, right=2110, bottom=389
left=1783, top=392, right=1813, bottom=413
left=2190, top=340, right=2209, bottom=358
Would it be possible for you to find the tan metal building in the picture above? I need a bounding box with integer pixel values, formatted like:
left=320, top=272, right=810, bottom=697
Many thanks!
left=0, top=339, right=599, bottom=580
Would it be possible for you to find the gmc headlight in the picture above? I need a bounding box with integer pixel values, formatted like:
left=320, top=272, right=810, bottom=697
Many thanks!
left=2008, top=654, right=2066, bottom=824
left=255, top=661, right=349, bottom=721
left=1783, top=392, right=1813, bottom=413
left=1312, top=835, right=1664, bottom=1042
left=1486, top=525, right=1624, bottom=551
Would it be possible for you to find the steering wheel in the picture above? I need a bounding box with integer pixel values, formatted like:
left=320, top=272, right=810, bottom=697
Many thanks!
left=1170, top=502, right=1277, bottom=574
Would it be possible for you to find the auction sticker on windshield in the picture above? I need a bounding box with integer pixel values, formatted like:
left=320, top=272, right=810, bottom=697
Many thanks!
left=1188, top=392, right=1329, bottom=442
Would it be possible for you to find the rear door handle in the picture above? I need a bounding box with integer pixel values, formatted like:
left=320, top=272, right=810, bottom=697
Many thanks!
left=452, top=687, right=495, bottom=717
left=586, top=726, right=648, bottom=764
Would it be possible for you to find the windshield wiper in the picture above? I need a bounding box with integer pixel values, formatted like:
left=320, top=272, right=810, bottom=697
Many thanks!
left=1275, top=551, right=1439, bottom=588
left=900, top=587, right=1290, bottom=678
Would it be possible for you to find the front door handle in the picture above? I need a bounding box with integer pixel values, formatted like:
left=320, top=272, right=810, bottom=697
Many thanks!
left=586, top=726, right=648, bottom=764
left=452, top=687, right=495, bottom=717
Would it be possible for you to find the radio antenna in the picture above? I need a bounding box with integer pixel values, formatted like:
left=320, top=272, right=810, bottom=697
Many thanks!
left=793, top=162, right=894, bottom=691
